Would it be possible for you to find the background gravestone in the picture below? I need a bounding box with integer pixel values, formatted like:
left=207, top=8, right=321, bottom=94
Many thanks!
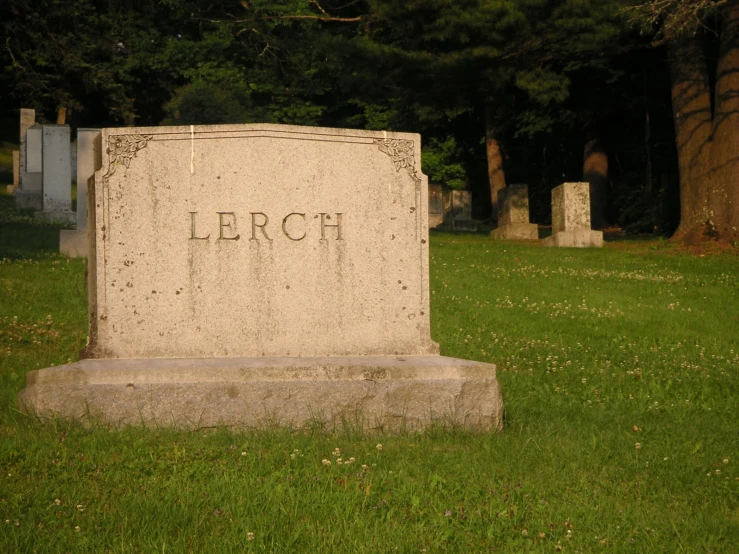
left=15, top=115, right=43, bottom=210
left=60, top=129, right=102, bottom=257
left=10, top=151, right=19, bottom=192
left=490, top=184, right=538, bottom=240
left=542, top=182, right=603, bottom=247
left=428, top=183, right=444, bottom=228
left=37, top=125, right=75, bottom=224
left=20, top=123, right=504, bottom=431
left=442, top=190, right=477, bottom=231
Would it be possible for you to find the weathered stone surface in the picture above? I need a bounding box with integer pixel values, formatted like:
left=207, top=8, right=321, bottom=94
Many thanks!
left=59, top=226, right=89, bottom=257
left=551, top=182, right=590, bottom=232
left=542, top=229, right=603, bottom=248
left=441, top=190, right=477, bottom=231
left=75, top=129, right=101, bottom=231
left=491, top=222, right=539, bottom=240
left=19, top=356, right=503, bottom=431
left=18, top=108, right=35, bottom=188
left=543, top=182, right=602, bottom=248
left=25, top=124, right=43, bottom=176
left=60, top=130, right=102, bottom=258
left=490, top=184, right=538, bottom=240
left=87, top=124, right=437, bottom=359
left=21, top=123, right=503, bottom=432
left=15, top=122, right=43, bottom=210
left=38, top=125, right=75, bottom=224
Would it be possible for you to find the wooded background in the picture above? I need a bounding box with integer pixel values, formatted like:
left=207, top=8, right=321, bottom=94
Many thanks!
left=1, top=0, right=737, bottom=242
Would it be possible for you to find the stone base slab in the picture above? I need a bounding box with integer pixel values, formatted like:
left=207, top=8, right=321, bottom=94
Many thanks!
left=18, top=356, right=504, bottom=432
left=443, top=219, right=478, bottom=232
left=35, top=211, right=76, bottom=225
left=490, top=222, right=539, bottom=240
left=13, top=190, right=43, bottom=211
left=542, top=229, right=603, bottom=248
left=59, top=229, right=88, bottom=257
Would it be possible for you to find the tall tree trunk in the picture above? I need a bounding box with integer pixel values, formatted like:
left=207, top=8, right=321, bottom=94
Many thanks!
left=669, top=4, right=739, bottom=243
left=710, top=3, right=739, bottom=240
left=485, top=102, right=506, bottom=224
left=668, top=27, right=713, bottom=240
left=583, top=134, right=609, bottom=229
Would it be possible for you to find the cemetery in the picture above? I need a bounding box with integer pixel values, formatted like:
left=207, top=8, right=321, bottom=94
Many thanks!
left=0, top=113, right=737, bottom=553
left=1, top=0, right=738, bottom=551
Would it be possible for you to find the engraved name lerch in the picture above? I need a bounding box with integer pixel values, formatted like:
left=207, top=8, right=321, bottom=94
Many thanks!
left=189, top=212, right=344, bottom=242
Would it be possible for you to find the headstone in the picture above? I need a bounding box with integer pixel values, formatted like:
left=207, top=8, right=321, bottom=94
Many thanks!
left=490, top=184, right=538, bottom=240
left=428, top=184, right=444, bottom=228
left=443, top=190, right=477, bottom=231
left=15, top=114, right=43, bottom=210
left=20, top=123, right=503, bottom=431
left=542, top=182, right=603, bottom=248
left=10, top=150, right=20, bottom=192
left=60, top=129, right=102, bottom=257
left=37, top=125, right=75, bottom=224
left=19, top=108, right=35, bottom=180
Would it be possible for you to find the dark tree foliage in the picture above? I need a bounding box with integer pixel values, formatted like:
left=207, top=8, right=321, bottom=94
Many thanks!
left=0, top=0, right=702, bottom=236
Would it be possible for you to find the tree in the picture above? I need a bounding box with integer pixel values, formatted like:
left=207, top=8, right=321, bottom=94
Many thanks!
left=635, top=0, right=739, bottom=243
left=364, top=0, right=624, bottom=221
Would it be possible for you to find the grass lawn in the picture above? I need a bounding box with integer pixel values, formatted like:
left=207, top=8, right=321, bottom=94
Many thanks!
left=0, top=195, right=737, bottom=552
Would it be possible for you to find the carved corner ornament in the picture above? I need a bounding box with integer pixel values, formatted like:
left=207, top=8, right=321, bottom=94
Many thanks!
left=103, top=134, right=153, bottom=181
left=374, top=138, right=421, bottom=186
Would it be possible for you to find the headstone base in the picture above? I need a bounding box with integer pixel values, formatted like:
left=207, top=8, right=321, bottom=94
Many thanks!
left=429, top=213, right=444, bottom=229
left=542, top=230, right=603, bottom=248
left=13, top=190, right=43, bottom=211
left=59, top=229, right=88, bottom=257
left=35, top=211, right=76, bottom=225
left=443, top=219, right=478, bottom=232
left=19, top=356, right=504, bottom=432
left=490, top=222, right=539, bottom=241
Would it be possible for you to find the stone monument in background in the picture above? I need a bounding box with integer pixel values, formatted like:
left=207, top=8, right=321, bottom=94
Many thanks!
left=490, top=184, right=538, bottom=240
left=428, top=183, right=444, bottom=228
left=10, top=150, right=19, bottom=193
left=60, top=129, right=102, bottom=257
left=20, top=124, right=504, bottom=431
left=442, top=190, right=477, bottom=231
left=15, top=110, right=43, bottom=210
left=35, top=125, right=75, bottom=224
left=542, top=182, right=603, bottom=248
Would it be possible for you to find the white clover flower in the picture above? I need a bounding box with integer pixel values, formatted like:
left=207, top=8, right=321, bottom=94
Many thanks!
left=247, top=532, right=255, bottom=541
left=322, top=459, right=331, bottom=466
left=376, top=444, right=383, bottom=451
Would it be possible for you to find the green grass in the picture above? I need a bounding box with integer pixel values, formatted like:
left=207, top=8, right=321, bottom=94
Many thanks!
left=1, top=202, right=738, bottom=552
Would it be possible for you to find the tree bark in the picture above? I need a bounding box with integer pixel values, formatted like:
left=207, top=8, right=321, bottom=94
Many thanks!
left=669, top=4, right=739, bottom=243
left=485, top=102, right=506, bottom=223
left=583, top=134, right=609, bottom=229
left=710, top=2, right=739, bottom=239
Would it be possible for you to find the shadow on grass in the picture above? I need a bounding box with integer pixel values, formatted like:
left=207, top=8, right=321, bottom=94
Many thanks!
left=0, top=194, right=61, bottom=259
